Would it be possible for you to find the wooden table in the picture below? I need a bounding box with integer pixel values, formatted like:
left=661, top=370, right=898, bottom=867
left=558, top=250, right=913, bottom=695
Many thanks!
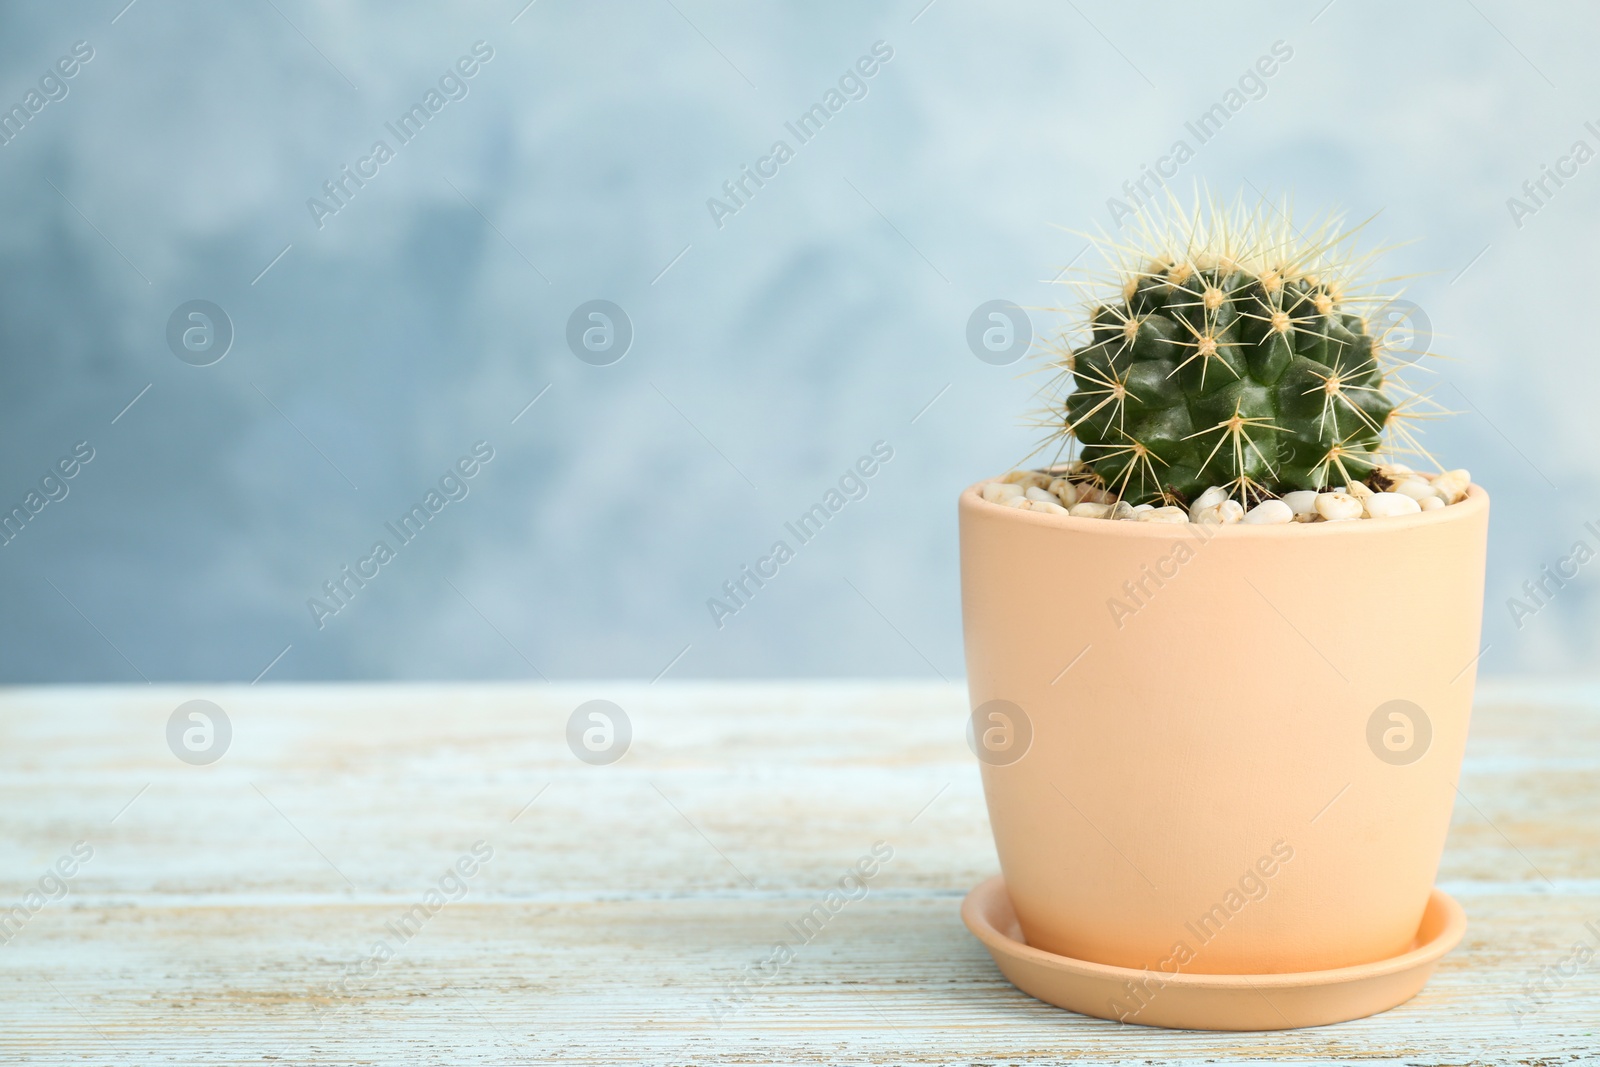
left=1, top=681, right=1595, bottom=1064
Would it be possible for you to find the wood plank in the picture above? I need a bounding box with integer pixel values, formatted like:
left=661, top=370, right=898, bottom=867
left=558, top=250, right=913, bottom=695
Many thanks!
left=0, top=681, right=1595, bottom=1064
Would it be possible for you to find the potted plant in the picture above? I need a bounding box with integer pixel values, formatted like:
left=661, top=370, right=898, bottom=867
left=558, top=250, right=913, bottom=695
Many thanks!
left=958, top=195, right=1488, bottom=1030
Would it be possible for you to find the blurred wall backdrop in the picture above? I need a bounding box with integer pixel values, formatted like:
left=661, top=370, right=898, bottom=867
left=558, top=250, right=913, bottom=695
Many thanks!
left=0, top=0, right=1591, bottom=683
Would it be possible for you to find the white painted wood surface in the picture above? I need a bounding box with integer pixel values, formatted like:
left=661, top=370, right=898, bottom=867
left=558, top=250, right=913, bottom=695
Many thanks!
left=0, top=680, right=1595, bottom=1065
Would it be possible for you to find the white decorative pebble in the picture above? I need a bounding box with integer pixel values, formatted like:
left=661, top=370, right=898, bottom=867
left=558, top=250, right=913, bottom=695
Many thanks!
left=1315, top=492, right=1363, bottom=521
left=1077, top=485, right=1115, bottom=505
left=1003, top=470, right=1052, bottom=490
left=1243, top=499, right=1293, bottom=524
left=1282, top=490, right=1320, bottom=521
left=1393, top=478, right=1443, bottom=503
left=1189, top=486, right=1228, bottom=520
left=1365, top=492, right=1422, bottom=518
left=1048, top=478, right=1081, bottom=507
left=1432, top=469, right=1471, bottom=504
left=986, top=467, right=1469, bottom=522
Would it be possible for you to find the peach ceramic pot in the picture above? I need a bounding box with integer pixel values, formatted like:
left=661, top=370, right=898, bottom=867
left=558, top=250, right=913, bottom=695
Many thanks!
left=958, top=482, right=1490, bottom=975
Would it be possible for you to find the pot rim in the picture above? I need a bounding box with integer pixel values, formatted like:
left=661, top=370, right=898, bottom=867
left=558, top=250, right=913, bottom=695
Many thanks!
left=961, top=480, right=1488, bottom=538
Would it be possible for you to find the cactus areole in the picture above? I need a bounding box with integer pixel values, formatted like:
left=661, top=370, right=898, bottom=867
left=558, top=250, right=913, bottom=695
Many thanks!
left=1052, top=197, right=1433, bottom=506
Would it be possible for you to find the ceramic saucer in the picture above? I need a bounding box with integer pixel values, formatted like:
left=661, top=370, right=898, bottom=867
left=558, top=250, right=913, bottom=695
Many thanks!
left=961, top=875, right=1466, bottom=1031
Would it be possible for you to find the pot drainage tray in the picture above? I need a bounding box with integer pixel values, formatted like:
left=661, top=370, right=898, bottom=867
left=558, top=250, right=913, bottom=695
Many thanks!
left=961, top=875, right=1465, bottom=1031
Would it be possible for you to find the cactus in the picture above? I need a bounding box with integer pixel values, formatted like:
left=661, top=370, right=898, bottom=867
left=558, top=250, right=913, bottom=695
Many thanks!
left=1043, top=194, right=1440, bottom=506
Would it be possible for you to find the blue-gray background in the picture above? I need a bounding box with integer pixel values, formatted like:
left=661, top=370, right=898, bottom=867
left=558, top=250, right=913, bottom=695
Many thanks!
left=0, top=0, right=1590, bottom=683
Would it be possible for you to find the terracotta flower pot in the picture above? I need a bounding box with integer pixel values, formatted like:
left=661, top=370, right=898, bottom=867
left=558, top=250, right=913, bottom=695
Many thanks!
left=958, top=482, right=1490, bottom=977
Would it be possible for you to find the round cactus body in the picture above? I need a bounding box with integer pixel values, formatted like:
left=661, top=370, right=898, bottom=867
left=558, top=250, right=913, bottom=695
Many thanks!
left=1052, top=199, right=1427, bottom=506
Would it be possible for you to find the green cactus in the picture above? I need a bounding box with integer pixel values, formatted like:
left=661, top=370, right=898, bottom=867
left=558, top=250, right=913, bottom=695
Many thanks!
left=1047, top=195, right=1436, bottom=506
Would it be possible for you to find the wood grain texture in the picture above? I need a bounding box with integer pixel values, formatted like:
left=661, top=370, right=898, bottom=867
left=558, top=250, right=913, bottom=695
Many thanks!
left=0, top=680, right=1595, bottom=1065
